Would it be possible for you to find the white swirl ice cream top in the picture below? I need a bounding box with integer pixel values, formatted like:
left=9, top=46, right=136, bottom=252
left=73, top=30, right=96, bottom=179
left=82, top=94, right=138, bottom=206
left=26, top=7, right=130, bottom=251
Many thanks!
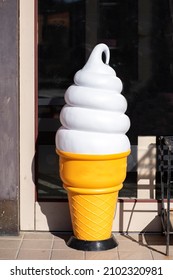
left=55, top=43, right=130, bottom=154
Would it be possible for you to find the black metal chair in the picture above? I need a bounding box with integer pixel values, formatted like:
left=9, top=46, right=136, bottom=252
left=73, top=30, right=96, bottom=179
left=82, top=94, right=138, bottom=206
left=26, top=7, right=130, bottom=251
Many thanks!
left=159, top=136, right=173, bottom=256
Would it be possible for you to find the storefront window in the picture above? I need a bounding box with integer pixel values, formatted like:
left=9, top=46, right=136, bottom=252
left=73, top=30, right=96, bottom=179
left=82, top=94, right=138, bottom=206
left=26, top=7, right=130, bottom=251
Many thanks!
left=37, top=0, right=173, bottom=200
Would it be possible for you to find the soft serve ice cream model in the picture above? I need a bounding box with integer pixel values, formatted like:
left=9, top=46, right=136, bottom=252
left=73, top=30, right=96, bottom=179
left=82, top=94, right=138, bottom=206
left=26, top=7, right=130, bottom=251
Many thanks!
left=55, top=43, right=130, bottom=250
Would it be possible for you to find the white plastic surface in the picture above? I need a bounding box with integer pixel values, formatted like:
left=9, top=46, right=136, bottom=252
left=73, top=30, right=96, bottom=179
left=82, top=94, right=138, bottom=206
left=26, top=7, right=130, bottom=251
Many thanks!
left=56, top=43, right=130, bottom=154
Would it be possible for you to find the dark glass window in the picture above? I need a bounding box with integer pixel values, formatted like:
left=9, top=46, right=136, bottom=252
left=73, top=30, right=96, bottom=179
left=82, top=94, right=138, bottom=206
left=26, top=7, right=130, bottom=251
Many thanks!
left=37, top=0, right=173, bottom=200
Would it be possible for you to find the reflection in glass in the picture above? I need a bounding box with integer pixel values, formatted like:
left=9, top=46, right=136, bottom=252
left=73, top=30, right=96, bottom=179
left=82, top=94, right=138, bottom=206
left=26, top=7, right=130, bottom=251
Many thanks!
left=37, top=0, right=85, bottom=199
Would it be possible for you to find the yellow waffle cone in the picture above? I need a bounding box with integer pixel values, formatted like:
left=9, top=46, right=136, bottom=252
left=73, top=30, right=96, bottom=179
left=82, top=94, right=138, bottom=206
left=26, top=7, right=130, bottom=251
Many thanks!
left=57, top=149, right=130, bottom=241
left=67, top=191, right=118, bottom=240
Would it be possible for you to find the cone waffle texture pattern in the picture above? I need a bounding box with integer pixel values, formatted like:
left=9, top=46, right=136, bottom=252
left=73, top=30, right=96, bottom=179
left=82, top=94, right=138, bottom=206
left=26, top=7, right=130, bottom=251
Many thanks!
left=68, top=191, right=118, bottom=241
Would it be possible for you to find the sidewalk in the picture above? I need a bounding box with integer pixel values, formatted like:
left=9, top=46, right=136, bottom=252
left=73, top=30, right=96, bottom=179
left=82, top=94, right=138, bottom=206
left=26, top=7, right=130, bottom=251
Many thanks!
left=0, top=232, right=172, bottom=260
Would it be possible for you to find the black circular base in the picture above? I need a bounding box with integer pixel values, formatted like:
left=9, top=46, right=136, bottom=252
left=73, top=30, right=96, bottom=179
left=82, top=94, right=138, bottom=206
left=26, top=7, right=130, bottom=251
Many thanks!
left=66, top=235, right=118, bottom=251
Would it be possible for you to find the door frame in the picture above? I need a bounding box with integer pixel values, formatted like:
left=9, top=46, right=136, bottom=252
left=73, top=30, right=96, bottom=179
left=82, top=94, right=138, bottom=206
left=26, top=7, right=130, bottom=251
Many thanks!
left=19, top=0, right=165, bottom=233
left=20, top=0, right=35, bottom=230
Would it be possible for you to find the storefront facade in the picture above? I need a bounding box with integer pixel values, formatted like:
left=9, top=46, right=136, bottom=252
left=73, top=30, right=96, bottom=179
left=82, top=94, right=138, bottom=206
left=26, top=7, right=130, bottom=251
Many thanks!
left=0, top=0, right=173, bottom=235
